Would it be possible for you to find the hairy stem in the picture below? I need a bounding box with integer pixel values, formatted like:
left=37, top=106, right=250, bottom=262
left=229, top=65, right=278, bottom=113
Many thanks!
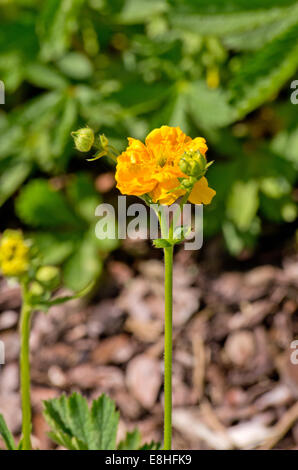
left=20, top=288, right=32, bottom=450
left=163, top=245, right=173, bottom=450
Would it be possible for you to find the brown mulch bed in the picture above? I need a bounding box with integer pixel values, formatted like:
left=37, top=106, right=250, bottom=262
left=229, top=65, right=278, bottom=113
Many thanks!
left=0, top=238, right=297, bottom=450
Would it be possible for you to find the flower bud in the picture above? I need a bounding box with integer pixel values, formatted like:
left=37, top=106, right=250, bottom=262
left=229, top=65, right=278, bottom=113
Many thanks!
left=179, top=150, right=207, bottom=178
left=71, top=127, right=94, bottom=152
left=29, top=281, right=44, bottom=297
left=36, top=266, right=60, bottom=290
left=193, top=151, right=207, bottom=176
left=180, top=176, right=196, bottom=189
left=179, top=158, right=190, bottom=175
left=99, top=134, right=109, bottom=149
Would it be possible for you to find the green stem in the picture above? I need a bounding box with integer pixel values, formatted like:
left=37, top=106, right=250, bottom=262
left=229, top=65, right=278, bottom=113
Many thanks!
left=20, top=287, right=32, bottom=450
left=169, top=190, right=191, bottom=240
left=163, top=245, right=174, bottom=450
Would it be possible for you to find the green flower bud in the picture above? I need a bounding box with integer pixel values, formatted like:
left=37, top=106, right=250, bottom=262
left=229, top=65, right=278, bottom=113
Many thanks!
left=99, top=133, right=109, bottom=149
left=71, top=127, right=94, bottom=152
left=189, top=160, right=201, bottom=177
left=36, top=266, right=60, bottom=290
left=179, top=158, right=190, bottom=175
left=29, top=281, right=44, bottom=297
left=179, top=150, right=207, bottom=178
left=193, top=151, right=207, bottom=176
left=180, top=176, right=196, bottom=189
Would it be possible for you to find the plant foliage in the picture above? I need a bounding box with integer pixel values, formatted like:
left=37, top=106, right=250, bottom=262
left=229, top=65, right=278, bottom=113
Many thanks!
left=43, top=392, right=160, bottom=450
left=0, top=0, right=297, bottom=256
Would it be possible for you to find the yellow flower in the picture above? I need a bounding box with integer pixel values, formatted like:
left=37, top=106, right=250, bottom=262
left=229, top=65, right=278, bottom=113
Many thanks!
left=115, top=125, right=215, bottom=205
left=0, top=230, right=30, bottom=277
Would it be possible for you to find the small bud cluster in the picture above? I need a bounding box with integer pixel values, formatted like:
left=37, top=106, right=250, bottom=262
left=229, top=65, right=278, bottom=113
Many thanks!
left=71, top=127, right=118, bottom=163
left=0, top=229, right=61, bottom=305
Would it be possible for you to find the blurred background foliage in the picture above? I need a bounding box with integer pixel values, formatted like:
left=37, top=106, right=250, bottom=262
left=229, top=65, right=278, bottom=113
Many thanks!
left=0, top=0, right=297, bottom=288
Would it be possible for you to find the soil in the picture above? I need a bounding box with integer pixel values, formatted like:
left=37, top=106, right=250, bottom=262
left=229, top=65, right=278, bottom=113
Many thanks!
left=0, top=233, right=297, bottom=450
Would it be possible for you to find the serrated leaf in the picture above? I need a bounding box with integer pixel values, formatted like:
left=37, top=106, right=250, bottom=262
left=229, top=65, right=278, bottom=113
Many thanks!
left=91, top=395, right=119, bottom=450
left=118, top=430, right=141, bottom=450
left=153, top=239, right=172, bottom=248
left=0, top=414, right=16, bottom=450
left=43, top=393, right=119, bottom=450
left=139, top=441, right=161, bottom=450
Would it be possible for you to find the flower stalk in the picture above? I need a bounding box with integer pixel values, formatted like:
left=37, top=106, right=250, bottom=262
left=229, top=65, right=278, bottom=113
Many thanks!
left=163, top=244, right=173, bottom=450
left=20, top=284, right=32, bottom=450
left=80, top=125, right=216, bottom=451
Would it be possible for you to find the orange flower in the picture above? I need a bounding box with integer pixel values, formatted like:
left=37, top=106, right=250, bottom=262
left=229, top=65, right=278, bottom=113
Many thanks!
left=115, top=126, right=215, bottom=205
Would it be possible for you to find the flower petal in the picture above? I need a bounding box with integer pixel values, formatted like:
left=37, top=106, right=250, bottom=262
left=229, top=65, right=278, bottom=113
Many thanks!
left=188, top=177, right=216, bottom=205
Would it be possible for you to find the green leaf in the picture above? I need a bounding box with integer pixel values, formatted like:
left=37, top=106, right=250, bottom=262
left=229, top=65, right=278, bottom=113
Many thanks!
left=15, top=179, right=82, bottom=229
left=43, top=392, right=119, bottom=450
left=230, top=23, right=298, bottom=119
left=118, top=430, right=141, bottom=450
left=25, top=63, right=69, bottom=90
left=172, top=225, right=192, bottom=243
left=33, top=281, right=94, bottom=310
left=29, top=232, right=77, bottom=265
left=139, top=441, right=161, bottom=450
left=91, top=395, right=119, bottom=450
left=0, top=160, right=32, bottom=207
left=62, top=233, right=103, bottom=290
left=0, top=414, right=16, bottom=450
left=271, top=126, right=298, bottom=170
left=151, top=87, right=190, bottom=133
left=223, top=5, right=298, bottom=51
left=189, top=80, right=236, bottom=129
left=38, top=0, right=85, bottom=60
left=0, top=17, right=38, bottom=59
left=171, top=3, right=295, bottom=37
left=51, top=97, right=77, bottom=161
left=57, top=52, right=93, bottom=80
left=66, top=172, right=102, bottom=223
left=18, top=91, right=63, bottom=124
left=117, top=0, right=168, bottom=24
left=223, top=219, right=260, bottom=255
left=43, top=394, right=88, bottom=450
left=172, top=0, right=298, bottom=14
left=153, top=239, right=172, bottom=248
left=227, top=180, right=259, bottom=231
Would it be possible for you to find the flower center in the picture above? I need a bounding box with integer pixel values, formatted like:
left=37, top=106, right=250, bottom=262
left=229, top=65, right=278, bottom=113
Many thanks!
left=157, top=155, right=167, bottom=167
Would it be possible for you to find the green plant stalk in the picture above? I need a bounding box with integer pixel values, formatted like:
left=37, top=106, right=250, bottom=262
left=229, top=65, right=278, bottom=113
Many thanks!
left=19, top=287, right=32, bottom=450
left=163, top=245, right=173, bottom=450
